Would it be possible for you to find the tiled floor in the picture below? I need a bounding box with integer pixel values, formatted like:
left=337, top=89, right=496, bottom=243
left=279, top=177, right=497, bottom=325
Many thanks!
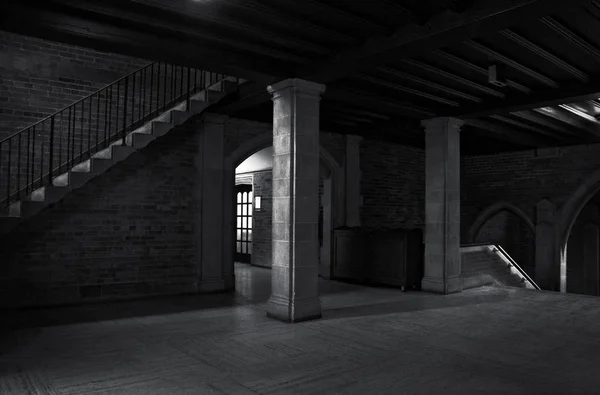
left=2, top=263, right=600, bottom=394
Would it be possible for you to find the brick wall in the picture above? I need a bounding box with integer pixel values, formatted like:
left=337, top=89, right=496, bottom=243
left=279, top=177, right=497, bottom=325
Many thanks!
left=0, top=30, right=150, bottom=140
left=251, top=170, right=272, bottom=268
left=360, top=138, right=425, bottom=230
left=461, top=144, right=600, bottom=281
left=0, top=117, right=200, bottom=308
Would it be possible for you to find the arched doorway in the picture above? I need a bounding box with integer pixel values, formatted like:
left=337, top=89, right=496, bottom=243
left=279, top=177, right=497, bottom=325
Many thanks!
left=469, top=203, right=536, bottom=278
left=228, top=132, right=342, bottom=293
left=562, top=191, right=600, bottom=296
left=558, top=168, right=600, bottom=292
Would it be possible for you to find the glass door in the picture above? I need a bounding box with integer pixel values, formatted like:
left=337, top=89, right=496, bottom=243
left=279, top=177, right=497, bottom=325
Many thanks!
left=235, top=184, right=253, bottom=263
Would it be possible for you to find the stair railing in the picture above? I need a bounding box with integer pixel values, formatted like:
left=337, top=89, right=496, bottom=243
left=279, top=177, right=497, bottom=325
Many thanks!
left=492, top=244, right=541, bottom=290
left=0, top=62, right=238, bottom=211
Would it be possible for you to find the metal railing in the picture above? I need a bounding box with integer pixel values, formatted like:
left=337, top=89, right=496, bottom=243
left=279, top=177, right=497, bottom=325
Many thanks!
left=0, top=62, right=237, bottom=211
left=492, top=244, right=541, bottom=290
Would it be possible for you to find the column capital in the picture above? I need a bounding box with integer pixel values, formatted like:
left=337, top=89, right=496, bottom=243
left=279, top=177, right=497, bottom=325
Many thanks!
left=267, top=78, right=326, bottom=98
left=421, top=117, right=464, bottom=133
left=346, top=134, right=363, bottom=146
left=203, top=113, right=230, bottom=125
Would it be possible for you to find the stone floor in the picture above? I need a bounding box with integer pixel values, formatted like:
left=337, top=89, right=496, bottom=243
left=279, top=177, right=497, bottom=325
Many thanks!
left=2, top=263, right=600, bottom=394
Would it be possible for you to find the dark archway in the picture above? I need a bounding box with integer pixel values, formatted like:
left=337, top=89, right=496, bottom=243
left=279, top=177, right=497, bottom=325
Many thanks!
left=470, top=203, right=536, bottom=278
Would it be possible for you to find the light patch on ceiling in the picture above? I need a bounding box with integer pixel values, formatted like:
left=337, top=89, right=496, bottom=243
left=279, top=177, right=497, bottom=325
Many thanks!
left=236, top=146, right=273, bottom=174
left=559, top=104, right=598, bottom=123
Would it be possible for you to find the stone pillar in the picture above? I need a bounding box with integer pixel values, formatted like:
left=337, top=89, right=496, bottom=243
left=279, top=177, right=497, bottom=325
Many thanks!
left=345, top=135, right=362, bottom=227
left=422, top=117, right=463, bottom=294
left=320, top=178, right=333, bottom=279
left=266, top=78, right=326, bottom=323
left=195, top=113, right=231, bottom=293
left=535, top=199, right=557, bottom=291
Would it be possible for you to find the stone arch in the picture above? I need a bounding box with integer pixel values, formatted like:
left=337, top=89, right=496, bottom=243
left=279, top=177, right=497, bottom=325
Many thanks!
left=557, top=168, right=600, bottom=292
left=468, top=201, right=535, bottom=244
left=226, top=130, right=342, bottom=278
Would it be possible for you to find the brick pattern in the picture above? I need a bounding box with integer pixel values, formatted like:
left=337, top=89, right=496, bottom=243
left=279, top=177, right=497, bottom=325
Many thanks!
left=360, top=138, right=425, bottom=230
left=0, top=117, right=201, bottom=308
left=0, top=30, right=149, bottom=140
left=251, top=170, right=272, bottom=268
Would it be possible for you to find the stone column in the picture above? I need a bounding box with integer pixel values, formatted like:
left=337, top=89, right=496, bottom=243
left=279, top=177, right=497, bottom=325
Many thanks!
left=345, top=135, right=362, bottom=227
left=535, top=199, right=556, bottom=291
left=266, top=78, right=326, bottom=323
left=195, top=113, right=231, bottom=293
left=422, top=117, right=463, bottom=294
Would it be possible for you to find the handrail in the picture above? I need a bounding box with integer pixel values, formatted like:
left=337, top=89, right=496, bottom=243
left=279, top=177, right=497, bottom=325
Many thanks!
left=493, top=244, right=541, bottom=290
left=0, top=61, right=238, bottom=210
left=0, top=62, right=156, bottom=145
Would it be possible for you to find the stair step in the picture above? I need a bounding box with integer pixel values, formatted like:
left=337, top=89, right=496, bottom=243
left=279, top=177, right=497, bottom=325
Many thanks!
left=170, top=110, right=192, bottom=126
left=111, top=145, right=136, bottom=163
left=188, top=99, right=209, bottom=115
left=2, top=200, right=47, bottom=218
left=70, top=171, right=94, bottom=189
left=1, top=74, right=237, bottom=232
left=126, top=132, right=155, bottom=149
left=206, top=90, right=226, bottom=102
left=72, top=159, right=92, bottom=173
left=152, top=122, right=173, bottom=137
left=27, top=185, right=70, bottom=204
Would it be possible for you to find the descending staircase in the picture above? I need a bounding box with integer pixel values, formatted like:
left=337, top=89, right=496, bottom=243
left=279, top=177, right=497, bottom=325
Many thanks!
left=0, top=62, right=244, bottom=234
left=461, top=244, right=540, bottom=290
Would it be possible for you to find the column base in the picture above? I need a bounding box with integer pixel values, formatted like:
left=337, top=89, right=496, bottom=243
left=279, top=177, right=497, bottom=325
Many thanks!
left=198, top=278, right=226, bottom=293
left=421, top=276, right=463, bottom=295
left=266, top=294, right=322, bottom=323
left=223, top=274, right=235, bottom=292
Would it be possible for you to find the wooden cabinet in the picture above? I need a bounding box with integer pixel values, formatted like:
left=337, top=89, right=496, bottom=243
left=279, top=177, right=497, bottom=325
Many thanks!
left=332, top=227, right=424, bottom=289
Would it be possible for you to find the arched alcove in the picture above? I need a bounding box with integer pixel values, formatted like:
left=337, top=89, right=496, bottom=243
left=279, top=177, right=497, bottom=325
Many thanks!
left=470, top=203, right=536, bottom=277
left=557, top=167, right=600, bottom=292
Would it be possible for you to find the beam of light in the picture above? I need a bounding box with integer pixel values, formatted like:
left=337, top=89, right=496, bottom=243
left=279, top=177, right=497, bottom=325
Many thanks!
left=559, top=104, right=599, bottom=123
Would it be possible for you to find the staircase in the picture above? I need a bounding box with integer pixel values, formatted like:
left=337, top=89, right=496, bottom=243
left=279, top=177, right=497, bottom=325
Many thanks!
left=0, top=62, right=244, bottom=235
left=461, top=244, right=540, bottom=290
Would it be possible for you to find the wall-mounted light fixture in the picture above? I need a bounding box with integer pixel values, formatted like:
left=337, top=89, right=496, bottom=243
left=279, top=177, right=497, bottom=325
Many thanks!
left=254, top=196, right=262, bottom=211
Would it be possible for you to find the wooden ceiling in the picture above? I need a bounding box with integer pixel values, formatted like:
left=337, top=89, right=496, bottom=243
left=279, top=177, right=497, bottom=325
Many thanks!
left=2, top=0, right=600, bottom=154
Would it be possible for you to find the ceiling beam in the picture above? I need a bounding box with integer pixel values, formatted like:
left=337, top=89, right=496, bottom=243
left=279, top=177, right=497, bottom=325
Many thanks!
left=51, top=0, right=330, bottom=58
left=533, top=106, right=600, bottom=139
left=323, top=88, right=436, bottom=118
left=216, top=0, right=358, bottom=48
left=0, top=1, right=289, bottom=83
left=510, top=110, right=581, bottom=136
left=463, top=39, right=559, bottom=88
left=355, top=75, right=460, bottom=107
left=463, top=118, right=555, bottom=147
left=214, top=81, right=438, bottom=119
left=540, top=16, right=600, bottom=64
left=268, top=0, right=389, bottom=35
left=433, top=49, right=531, bottom=93
left=399, top=59, right=505, bottom=98
left=378, top=67, right=482, bottom=102
left=499, top=29, right=589, bottom=82
left=457, top=79, right=600, bottom=119
left=300, top=0, right=586, bottom=83
left=489, top=115, right=569, bottom=140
